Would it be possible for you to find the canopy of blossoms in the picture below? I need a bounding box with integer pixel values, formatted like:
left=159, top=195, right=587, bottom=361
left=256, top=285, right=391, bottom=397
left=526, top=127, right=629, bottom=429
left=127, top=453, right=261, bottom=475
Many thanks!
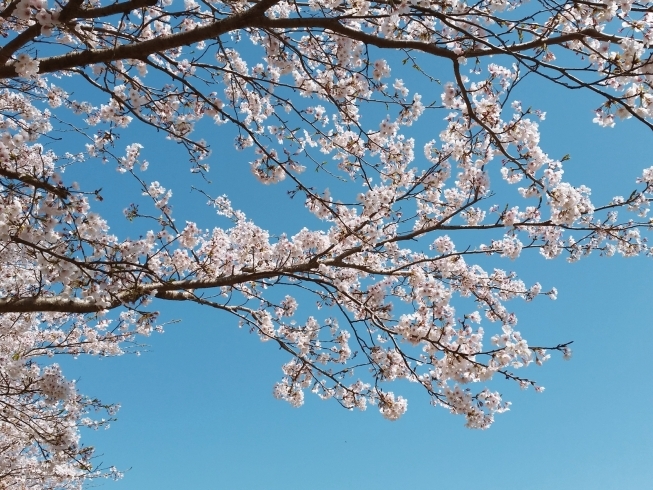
left=0, top=0, right=652, bottom=486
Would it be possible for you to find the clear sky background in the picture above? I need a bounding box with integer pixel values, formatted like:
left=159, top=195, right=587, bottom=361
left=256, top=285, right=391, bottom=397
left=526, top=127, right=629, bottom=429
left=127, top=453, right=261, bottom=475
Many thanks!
left=51, top=45, right=653, bottom=489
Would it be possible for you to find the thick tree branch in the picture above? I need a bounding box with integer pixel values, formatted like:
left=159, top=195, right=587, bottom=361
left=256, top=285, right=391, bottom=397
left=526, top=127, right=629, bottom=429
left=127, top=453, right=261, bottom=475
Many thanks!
left=0, top=0, right=281, bottom=78
left=0, top=0, right=85, bottom=65
left=0, top=168, right=70, bottom=199
left=0, top=260, right=316, bottom=313
left=0, top=4, right=623, bottom=79
left=73, top=0, right=158, bottom=19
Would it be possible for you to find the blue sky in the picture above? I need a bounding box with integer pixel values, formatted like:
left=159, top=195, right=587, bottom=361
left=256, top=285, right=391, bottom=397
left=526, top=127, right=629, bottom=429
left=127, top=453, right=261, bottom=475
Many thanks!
left=52, top=46, right=653, bottom=489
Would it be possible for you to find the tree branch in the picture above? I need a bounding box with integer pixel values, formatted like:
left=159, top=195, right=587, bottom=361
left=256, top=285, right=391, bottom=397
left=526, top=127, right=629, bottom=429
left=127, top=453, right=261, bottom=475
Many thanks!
left=0, top=168, right=69, bottom=199
left=0, top=0, right=281, bottom=78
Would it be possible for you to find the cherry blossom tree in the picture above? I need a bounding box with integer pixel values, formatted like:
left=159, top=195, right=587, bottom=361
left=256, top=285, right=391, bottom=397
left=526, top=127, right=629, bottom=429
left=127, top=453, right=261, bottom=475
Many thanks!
left=1, top=0, right=652, bottom=485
